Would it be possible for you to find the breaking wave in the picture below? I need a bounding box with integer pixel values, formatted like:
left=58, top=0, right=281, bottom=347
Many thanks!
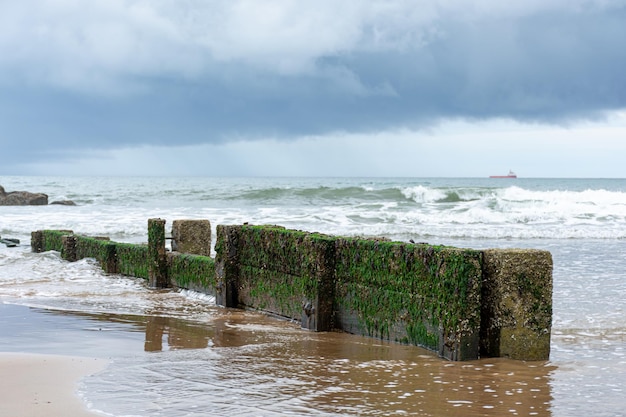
left=2, top=176, right=626, bottom=243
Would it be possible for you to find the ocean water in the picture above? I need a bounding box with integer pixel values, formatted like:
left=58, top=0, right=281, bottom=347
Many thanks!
left=1, top=176, right=625, bottom=416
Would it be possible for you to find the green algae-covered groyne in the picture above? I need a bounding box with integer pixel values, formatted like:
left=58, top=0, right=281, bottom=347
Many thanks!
left=32, top=219, right=552, bottom=361
left=31, top=219, right=216, bottom=293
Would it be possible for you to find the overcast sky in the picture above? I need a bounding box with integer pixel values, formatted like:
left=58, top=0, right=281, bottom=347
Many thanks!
left=1, top=0, right=625, bottom=178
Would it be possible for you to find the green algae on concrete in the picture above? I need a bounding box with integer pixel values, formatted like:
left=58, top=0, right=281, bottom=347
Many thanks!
left=115, top=242, right=150, bottom=279
left=31, top=230, right=72, bottom=253
left=168, top=252, right=216, bottom=294
left=171, top=220, right=212, bottom=257
left=33, top=221, right=214, bottom=292
left=31, top=221, right=554, bottom=362
left=223, top=224, right=335, bottom=331
left=74, top=235, right=117, bottom=273
left=148, top=218, right=168, bottom=288
left=214, top=225, right=242, bottom=308
left=480, top=249, right=553, bottom=361
left=334, top=238, right=483, bottom=360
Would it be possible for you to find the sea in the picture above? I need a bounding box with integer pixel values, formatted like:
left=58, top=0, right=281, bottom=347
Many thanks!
left=0, top=176, right=624, bottom=417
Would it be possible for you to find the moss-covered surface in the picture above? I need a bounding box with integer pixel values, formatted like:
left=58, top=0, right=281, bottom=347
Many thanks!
left=168, top=252, right=216, bottom=292
left=31, top=223, right=553, bottom=361
left=74, top=235, right=117, bottom=273
left=34, top=230, right=73, bottom=253
left=115, top=243, right=150, bottom=279
left=227, top=225, right=483, bottom=358
left=214, top=225, right=242, bottom=307
left=334, top=238, right=483, bottom=358
left=480, top=249, right=553, bottom=360
left=148, top=218, right=168, bottom=287
left=32, top=227, right=214, bottom=290
left=235, top=225, right=335, bottom=322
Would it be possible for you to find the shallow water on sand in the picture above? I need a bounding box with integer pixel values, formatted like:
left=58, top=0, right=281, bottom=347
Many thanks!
left=1, top=303, right=558, bottom=417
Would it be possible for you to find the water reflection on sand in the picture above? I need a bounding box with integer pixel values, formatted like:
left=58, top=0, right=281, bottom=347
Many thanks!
left=21, top=306, right=556, bottom=417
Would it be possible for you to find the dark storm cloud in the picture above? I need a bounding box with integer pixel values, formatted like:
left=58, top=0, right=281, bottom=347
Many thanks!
left=1, top=1, right=625, bottom=169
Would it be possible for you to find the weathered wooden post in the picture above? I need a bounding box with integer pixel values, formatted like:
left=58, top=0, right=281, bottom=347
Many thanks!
left=61, top=235, right=77, bottom=262
left=97, top=240, right=118, bottom=274
left=171, top=219, right=211, bottom=256
left=31, top=231, right=44, bottom=253
left=214, top=225, right=241, bottom=307
left=300, top=235, right=335, bottom=332
left=480, top=249, right=553, bottom=360
left=148, top=218, right=168, bottom=288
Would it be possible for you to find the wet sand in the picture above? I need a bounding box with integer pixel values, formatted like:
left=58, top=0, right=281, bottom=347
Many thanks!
left=0, top=302, right=559, bottom=416
left=0, top=352, right=107, bottom=417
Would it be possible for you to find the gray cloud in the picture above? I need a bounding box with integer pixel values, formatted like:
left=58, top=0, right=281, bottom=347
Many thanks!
left=1, top=1, right=625, bottom=170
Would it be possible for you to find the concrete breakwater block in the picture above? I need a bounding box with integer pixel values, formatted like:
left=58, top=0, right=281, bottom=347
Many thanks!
left=480, top=249, right=553, bottom=361
left=171, top=220, right=212, bottom=257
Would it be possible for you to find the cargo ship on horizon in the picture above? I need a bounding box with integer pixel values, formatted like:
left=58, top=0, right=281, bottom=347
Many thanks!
left=489, top=170, right=517, bottom=179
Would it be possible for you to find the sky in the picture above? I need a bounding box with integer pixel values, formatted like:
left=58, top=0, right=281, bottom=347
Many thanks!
left=1, top=0, right=625, bottom=178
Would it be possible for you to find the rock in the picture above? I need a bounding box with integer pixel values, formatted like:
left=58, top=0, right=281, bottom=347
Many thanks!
left=0, top=185, right=48, bottom=206
left=0, top=185, right=77, bottom=206
left=0, top=237, right=20, bottom=247
left=50, top=200, right=77, bottom=206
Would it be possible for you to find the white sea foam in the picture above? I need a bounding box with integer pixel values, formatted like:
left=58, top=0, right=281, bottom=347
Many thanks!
left=2, top=176, right=626, bottom=242
left=401, top=185, right=448, bottom=203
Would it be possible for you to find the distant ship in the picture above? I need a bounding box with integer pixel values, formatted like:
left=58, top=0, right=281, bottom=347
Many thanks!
left=489, top=170, right=517, bottom=179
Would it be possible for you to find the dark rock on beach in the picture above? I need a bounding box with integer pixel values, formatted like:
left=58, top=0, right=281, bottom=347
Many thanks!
left=0, top=185, right=48, bottom=205
left=0, top=185, right=76, bottom=206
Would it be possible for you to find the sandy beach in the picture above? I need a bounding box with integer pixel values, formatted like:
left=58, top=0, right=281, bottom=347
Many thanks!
left=0, top=352, right=107, bottom=417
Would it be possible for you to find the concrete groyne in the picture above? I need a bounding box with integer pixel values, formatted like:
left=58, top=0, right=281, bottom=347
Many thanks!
left=32, top=218, right=552, bottom=361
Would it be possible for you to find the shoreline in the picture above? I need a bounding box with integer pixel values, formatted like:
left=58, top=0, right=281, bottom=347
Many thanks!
left=0, top=352, right=108, bottom=417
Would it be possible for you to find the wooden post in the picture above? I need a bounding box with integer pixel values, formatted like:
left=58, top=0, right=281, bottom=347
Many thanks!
left=300, top=236, right=335, bottom=332
left=148, top=218, right=169, bottom=288
left=31, top=231, right=44, bottom=253
left=101, top=241, right=118, bottom=274
left=214, top=225, right=241, bottom=307
left=61, top=235, right=77, bottom=262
